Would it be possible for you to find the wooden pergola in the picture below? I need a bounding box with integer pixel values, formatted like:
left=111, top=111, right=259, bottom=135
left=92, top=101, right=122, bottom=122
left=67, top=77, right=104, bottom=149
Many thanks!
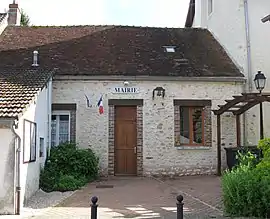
left=212, top=92, right=270, bottom=176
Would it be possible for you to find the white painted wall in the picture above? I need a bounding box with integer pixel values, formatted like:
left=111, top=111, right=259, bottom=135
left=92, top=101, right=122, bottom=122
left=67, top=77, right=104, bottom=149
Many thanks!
left=192, top=0, right=270, bottom=144
left=15, top=79, right=52, bottom=208
left=193, top=0, right=207, bottom=28
left=0, top=127, right=15, bottom=214
left=52, top=79, right=244, bottom=176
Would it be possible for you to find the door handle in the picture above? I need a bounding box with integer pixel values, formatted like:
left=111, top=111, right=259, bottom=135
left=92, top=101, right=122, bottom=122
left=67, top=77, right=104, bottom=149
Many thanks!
left=134, top=147, right=137, bottom=154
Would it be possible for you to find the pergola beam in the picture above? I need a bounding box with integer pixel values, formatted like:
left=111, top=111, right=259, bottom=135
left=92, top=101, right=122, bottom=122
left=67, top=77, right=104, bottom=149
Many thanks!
left=233, top=96, right=270, bottom=115
left=241, top=92, right=270, bottom=96
left=213, top=92, right=270, bottom=175
left=218, top=104, right=243, bottom=108
left=213, top=93, right=270, bottom=115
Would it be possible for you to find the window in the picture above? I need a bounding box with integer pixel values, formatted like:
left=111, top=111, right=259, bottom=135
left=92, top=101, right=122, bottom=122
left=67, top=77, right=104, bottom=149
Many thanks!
left=51, top=112, right=70, bottom=147
left=174, top=100, right=211, bottom=147
left=39, top=137, right=44, bottom=157
left=208, top=0, right=213, bottom=15
left=163, top=46, right=176, bottom=53
left=23, top=120, right=37, bottom=163
left=179, top=106, right=204, bottom=145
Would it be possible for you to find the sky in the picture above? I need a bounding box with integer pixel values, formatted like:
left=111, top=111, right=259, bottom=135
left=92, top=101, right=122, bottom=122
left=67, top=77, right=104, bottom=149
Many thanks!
left=0, top=0, right=189, bottom=27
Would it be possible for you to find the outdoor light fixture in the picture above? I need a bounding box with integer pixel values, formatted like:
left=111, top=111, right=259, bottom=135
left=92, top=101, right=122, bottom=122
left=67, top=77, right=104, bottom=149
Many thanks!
left=254, top=70, right=267, bottom=139
left=254, top=70, right=266, bottom=93
left=123, top=81, right=129, bottom=86
left=152, top=87, right=165, bottom=99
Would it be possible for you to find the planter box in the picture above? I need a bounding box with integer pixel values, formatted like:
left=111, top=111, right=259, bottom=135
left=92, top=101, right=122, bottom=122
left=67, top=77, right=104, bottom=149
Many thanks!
left=224, top=146, right=263, bottom=170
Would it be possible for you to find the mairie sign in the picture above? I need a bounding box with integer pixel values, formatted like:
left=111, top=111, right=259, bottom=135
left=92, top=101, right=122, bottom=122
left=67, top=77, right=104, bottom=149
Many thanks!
left=112, top=87, right=139, bottom=94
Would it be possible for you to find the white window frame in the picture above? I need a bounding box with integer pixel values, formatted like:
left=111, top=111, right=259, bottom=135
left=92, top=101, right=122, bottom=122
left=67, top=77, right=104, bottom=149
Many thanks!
left=39, top=137, right=45, bottom=157
left=51, top=111, right=71, bottom=146
left=23, top=119, right=37, bottom=163
left=208, top=0, right=213, bottom=16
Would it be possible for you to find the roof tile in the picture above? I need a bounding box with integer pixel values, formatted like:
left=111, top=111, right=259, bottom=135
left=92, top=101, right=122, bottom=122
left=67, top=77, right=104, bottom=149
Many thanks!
left=0, top=68, right=53, bottom=118
left=0, top=25, right=243, bottom=77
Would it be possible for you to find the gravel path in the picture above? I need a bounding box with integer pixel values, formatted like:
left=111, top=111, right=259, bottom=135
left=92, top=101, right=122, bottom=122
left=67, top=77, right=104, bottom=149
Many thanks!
left=21, top=189, right=75, bottom=218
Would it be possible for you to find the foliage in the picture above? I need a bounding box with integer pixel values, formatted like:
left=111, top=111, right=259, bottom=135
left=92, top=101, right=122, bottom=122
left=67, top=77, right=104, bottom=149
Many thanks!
left=235, top=150, right=257, bottom=168
left=258, top=138, right=270, bottom=160
left=20, top=9, right=30, bottom=26
left=40, top=142, right=99, bottom=192
left=221, top=140, right=270, bottom=218
left=55, top=174, right=86, bottom=192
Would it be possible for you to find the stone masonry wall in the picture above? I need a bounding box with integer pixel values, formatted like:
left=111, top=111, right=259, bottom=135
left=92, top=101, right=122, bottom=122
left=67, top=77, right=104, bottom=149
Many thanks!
left=52, top=80, right=243, bottom=176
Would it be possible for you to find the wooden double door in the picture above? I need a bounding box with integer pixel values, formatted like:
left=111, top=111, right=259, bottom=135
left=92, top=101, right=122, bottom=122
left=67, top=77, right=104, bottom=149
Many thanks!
left=114, top=106, right=137, bottom=175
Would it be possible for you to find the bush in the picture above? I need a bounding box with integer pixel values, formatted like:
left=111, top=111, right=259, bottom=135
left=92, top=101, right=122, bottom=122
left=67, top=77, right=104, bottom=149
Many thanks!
left=222, top=140, right=270, bottom=218
left=55, top=174, right=86, bottom=192
left=258, top=138, right=270, bottom=160
left=40, top=142, right=99, bottom=192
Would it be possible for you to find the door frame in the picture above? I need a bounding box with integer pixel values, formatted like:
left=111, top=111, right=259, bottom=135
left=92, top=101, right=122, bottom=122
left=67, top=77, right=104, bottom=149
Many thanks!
left=108, top=99, right=143, bottom=176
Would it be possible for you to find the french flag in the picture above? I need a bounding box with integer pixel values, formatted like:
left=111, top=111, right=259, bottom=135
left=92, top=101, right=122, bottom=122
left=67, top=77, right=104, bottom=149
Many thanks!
left=97, top=96, right=104, bottom=114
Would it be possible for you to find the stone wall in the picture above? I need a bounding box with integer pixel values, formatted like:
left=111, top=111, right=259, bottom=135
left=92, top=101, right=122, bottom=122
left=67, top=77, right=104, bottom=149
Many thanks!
left=52, top=79, right=244, bottom=176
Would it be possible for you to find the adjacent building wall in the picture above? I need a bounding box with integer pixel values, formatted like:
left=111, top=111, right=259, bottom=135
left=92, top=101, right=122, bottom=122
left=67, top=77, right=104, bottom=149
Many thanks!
left=247, top=1, right=270, bottom=140
left=0, top=125, right=15, bottom=215
left=52, top=79, right=243, bottom=176
left=193, top=0, right=270, bottom=144
left=16, top=79, right=52, bottom=208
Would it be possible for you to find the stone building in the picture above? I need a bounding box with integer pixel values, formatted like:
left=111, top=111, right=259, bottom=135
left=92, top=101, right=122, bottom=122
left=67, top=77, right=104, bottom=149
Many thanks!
left=0, top=25, right=246, bottom=179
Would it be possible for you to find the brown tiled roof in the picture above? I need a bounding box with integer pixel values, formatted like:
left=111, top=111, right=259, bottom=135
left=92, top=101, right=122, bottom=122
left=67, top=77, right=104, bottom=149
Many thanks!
left=0, top=68, right=53, bottom=118
left=0, top=13, right=7, bottom=23
left=0, top=25, right=243, bottom=77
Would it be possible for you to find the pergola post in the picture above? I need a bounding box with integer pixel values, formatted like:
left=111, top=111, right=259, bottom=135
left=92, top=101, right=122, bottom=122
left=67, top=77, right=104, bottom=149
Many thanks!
left=217, top=114, right=221, bottom=176
left=213, top=93, right=270, bottom=176
left=236, top=114, right=241, bottom=146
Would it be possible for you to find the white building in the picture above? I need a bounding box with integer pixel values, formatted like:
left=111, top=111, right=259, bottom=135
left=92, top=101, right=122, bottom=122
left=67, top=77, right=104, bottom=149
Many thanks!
left=185, top=0, right=270, bottom=145
left=0, top=68, right=52, bottom=215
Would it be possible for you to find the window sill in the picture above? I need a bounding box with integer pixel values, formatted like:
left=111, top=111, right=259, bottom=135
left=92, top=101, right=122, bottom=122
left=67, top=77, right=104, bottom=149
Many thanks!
left=23, top=160, right=36, bottom=164
left=175, top=146, right=211, bottom=150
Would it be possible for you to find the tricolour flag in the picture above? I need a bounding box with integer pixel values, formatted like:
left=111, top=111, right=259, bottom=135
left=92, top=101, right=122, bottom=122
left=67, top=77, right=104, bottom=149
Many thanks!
left=97, top=96, right=104, bottom=114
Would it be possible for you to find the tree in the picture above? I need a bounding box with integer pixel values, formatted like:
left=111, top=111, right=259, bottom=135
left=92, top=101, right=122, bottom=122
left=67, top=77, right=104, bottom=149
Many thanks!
left=20, top=9, right=30, bottom=26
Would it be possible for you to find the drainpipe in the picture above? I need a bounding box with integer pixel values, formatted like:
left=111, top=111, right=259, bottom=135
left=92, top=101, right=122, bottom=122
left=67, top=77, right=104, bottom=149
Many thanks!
left=47, top=78, right=52, bottom=158
left=243, top=0, right=253, bottom=145
left=10, top=120, right=21, bottom=215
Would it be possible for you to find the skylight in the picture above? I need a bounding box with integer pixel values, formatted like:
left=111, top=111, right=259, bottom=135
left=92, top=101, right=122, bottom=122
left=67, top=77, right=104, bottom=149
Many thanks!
left=163, top=46, right=176, bottom=53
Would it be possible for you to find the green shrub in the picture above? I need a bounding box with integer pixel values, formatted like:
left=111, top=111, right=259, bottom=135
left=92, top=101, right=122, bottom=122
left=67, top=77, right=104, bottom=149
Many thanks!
left=55, top=174, right=86, bottom=192
left=40, top=142, right=99, bottom=192
left=258, top=138, right=270, bottom=160
left=235, top=150, right=257, bottom=169
left=222, top=140, right=270, bottom=218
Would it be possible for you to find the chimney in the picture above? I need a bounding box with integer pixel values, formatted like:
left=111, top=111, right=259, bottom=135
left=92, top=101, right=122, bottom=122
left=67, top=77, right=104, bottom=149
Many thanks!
left=8, top=1, right=21, bottom=26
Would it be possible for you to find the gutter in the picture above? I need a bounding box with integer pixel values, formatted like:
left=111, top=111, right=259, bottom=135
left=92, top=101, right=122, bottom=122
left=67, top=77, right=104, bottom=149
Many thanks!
left=244, top=0, right=253, bottom=92
left=243, top=0, right=253, bottom=145
left=54, top=75, right=246, bottom=83
left=10, top=120, right=21, bottom=215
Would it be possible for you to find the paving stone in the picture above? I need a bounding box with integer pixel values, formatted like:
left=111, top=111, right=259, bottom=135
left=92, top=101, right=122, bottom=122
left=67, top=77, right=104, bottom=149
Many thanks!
left=19, top=176, right=241, bottom=219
